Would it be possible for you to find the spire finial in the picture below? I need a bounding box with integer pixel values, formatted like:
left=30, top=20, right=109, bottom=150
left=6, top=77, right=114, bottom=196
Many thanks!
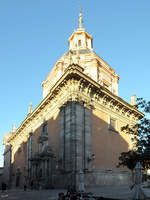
left=78, top=6, right=83, bottom=29
left=131, top=94, right=136, bottom=106
left=12, top=124, right=16, bottom=133
left=28, top=102, right=33, bottom=114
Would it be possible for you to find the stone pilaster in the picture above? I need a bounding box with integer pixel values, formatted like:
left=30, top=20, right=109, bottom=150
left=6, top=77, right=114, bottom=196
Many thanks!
left=84, top=107, right=92, bottom=171
left=59, top=101, right=92, bottom=188
left=64, top=102, right=72, bottom=171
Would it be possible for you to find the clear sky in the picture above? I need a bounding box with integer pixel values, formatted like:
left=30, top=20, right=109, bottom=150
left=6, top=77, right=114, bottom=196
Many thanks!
left=0, top=0, right=150, bottom=167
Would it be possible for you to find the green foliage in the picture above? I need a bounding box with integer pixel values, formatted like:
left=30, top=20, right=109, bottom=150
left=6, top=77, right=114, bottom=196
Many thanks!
left=117, top=98, right=150, bottom=171
left=117, top=150, right=150, bottom=171
left=117, top=150, right=138, bottom=170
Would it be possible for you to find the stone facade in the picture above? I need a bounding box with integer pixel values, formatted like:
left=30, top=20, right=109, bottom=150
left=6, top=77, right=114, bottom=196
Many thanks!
left=3, top=10, right=143, bottom=189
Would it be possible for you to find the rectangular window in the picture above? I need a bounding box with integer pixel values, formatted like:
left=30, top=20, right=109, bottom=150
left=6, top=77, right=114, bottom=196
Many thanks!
left=109, top=116, right=117, bottom=132
left=42, top=122, right=48, bottom=134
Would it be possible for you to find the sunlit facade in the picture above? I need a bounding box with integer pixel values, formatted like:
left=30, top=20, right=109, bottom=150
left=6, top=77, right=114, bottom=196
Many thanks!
left=3, top=10, right=143, bottom=189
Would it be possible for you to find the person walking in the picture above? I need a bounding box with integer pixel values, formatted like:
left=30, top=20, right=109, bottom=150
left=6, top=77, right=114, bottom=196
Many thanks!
left=1, top=182, right=7, bottom=193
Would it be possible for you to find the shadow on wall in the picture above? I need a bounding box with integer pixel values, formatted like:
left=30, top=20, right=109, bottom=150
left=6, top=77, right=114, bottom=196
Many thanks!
left=88, top=110, right=131, bottom=186
left=3, top=103, right=131, bottom=189
left=92, top=109, right=130, bottom=171
left=4, top=112, right=60, bottom=189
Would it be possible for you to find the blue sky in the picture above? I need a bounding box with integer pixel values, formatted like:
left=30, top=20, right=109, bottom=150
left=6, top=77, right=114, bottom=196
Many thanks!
left=0, top=0, right=150, bottom=167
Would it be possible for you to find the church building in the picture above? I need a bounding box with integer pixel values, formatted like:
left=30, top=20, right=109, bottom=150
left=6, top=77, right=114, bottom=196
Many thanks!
left=3, top=10, right=143, bottom=189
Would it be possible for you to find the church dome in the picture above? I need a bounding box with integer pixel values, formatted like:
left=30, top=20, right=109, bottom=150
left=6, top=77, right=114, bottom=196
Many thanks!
left=42, top=9, right=119, bottom=99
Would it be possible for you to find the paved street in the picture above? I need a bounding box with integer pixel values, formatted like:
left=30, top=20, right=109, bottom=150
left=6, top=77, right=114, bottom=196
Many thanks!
left=87, top=186, right=132, bottom=199
left=1, top=186, right=150, bottom=200
left=0, top=189, right=66, bottom=200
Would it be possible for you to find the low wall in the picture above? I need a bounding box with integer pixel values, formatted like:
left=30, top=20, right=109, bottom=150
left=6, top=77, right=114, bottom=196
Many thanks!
left=85, top=170, right=132, bottom=186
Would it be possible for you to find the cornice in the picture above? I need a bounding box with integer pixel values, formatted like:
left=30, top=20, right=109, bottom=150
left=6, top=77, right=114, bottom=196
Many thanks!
left=7, top=64, right=144, bottom=144
left=68, top=29, right=92, bottom=42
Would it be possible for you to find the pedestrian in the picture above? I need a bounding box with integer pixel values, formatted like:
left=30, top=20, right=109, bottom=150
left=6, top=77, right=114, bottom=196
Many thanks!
left=65, top=191, right=71, bottom=200
left=24, top=184, right=27, bottom=191
left=30, top=180, right=33, bottom=190
left=58, top=192, right=65, bottom=200
left=1, top=182, right=7, bottom=193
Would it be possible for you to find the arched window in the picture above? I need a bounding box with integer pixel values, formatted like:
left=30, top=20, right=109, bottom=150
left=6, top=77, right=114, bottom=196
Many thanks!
left=78, top=40, right=81, bottom=47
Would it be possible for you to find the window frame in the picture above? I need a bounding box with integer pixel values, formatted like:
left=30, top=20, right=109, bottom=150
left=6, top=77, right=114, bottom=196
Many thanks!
left=78, top=40, right=81, bottom=47
left=108, top=115, right=118, bottom=133
left=42, top=121, right=48, bottom=135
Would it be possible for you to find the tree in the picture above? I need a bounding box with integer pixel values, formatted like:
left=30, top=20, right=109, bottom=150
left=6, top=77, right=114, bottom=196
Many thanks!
left=117, top=98, right=150, bottom=171
left=117, top=150, right=139, bottom=171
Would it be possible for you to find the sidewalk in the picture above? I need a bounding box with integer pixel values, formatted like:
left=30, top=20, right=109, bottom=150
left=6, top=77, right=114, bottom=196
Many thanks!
left=0, top=189, right=66, bottom=200
left=87, top=186, right=150, bottom=199
left=87, top=186, right=132, bottom=199
left=1, top=186, right=150, bottom=200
